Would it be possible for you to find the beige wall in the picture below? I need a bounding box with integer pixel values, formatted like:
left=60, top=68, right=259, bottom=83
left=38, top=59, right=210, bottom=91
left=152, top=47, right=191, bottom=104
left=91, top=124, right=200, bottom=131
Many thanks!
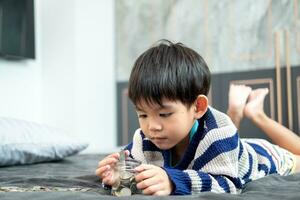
left=115, top=0, right=300, bottom=81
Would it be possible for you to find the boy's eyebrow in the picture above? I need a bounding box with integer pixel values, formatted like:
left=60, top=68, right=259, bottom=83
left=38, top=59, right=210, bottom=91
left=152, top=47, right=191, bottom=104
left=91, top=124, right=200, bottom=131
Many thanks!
left=159, top=104, right=174, bottom=109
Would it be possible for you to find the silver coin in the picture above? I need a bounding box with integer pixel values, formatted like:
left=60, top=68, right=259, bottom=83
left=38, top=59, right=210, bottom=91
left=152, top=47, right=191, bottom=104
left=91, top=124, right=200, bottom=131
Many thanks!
left=120, top=171, right=133, bottom=179
left=130, top=176, right=136, bottom=183
left=120, top=179, right=131, bottom=187
left=117, top=187, right=132, bottom=196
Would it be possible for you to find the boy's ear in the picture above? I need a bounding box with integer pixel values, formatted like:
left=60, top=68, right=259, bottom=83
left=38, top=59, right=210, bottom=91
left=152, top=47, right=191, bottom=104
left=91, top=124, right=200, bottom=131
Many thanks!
left=194, top=95, right=208, bottom=119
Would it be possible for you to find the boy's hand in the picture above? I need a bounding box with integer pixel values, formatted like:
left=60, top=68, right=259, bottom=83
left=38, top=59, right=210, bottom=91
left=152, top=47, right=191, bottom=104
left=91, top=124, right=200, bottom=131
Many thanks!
left=135, top=164, right=174, bottom=196
left=95, top=150, right=129, bottom=186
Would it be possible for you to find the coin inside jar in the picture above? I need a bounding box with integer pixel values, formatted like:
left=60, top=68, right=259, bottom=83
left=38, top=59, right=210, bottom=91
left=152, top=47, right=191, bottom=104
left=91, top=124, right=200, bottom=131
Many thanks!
left=111, top=157, right=141, bottom=196
left=116, top=187, right=132, bottom=196
left=119, top=170, right=133, bottom=180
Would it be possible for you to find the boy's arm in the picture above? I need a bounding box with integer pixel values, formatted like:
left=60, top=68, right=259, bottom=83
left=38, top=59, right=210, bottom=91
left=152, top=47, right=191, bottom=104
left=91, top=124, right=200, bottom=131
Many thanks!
left=164, top=125, right=243, bottom=195
left=163, top=168, right=242, bottom=195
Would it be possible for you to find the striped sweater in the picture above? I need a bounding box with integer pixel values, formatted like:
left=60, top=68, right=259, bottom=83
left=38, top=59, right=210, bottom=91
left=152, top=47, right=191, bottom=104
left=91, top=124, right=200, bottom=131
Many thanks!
left=124, top=107, right=287, bottom=195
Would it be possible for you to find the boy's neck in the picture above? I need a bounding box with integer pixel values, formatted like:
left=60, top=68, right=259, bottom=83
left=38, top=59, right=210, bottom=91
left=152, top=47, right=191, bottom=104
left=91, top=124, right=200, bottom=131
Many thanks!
left=170, top=120, right=199, bottom=165
left=171, top=135, right=189, bottom=165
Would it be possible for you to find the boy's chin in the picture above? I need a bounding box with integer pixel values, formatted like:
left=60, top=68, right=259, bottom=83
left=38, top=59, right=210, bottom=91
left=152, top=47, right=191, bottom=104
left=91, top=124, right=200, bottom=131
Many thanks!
left=152, top=142, right=173, bottom=150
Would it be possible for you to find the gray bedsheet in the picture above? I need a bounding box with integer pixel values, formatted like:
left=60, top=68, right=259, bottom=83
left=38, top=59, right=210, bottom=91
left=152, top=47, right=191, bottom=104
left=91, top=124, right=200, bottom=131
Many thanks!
left=0, top=154, right=299, bottom=200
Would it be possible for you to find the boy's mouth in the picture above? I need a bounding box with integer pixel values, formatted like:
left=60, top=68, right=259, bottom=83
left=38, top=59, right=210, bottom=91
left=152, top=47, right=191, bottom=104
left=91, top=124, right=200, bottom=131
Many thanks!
left=151, top=137, right=167, bottom=143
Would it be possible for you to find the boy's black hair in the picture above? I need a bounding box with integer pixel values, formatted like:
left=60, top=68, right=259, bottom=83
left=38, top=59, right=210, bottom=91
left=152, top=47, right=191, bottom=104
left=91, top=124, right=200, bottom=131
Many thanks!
left=128, top=39, right=211, bottom=107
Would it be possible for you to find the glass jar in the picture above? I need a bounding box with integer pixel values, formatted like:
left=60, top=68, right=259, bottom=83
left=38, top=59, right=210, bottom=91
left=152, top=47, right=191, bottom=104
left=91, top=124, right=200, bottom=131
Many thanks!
left=111, top=158, right=142, bottom=196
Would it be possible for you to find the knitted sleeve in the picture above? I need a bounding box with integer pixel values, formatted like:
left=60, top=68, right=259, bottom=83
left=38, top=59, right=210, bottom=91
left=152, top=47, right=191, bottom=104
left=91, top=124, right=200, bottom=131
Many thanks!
left=164, top=124, right=243, bottom=195
left=163, top=168, right=242, bottom=195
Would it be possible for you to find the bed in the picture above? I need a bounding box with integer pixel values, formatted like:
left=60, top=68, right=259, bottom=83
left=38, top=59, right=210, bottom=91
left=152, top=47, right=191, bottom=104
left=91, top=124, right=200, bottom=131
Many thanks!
left=1, top=154, right=300, bottom=200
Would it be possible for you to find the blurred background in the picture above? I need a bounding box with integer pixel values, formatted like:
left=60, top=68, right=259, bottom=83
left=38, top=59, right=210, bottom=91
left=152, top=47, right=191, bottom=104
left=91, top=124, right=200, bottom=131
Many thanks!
left=0, top=0, right=299, bottom=153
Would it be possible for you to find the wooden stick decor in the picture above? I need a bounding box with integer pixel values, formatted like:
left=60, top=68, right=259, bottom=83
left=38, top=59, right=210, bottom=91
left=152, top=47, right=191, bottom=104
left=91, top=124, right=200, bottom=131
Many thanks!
left=285, top=30, right=293, bottom=130
left=275, top=31, right=282, bottom=124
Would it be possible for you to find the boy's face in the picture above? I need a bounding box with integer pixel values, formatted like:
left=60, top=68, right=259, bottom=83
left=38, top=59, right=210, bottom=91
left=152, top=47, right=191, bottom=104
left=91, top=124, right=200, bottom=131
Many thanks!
left=135, top=99, right=197, bottom=150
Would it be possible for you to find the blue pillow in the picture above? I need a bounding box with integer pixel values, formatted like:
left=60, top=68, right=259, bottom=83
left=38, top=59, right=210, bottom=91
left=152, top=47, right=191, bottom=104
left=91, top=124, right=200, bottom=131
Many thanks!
left=0, top=117, right=88, bottom=166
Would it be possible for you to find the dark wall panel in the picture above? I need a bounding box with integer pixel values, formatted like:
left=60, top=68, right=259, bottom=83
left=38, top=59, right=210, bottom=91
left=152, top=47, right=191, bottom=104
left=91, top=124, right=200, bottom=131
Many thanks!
left=117, top=66, right=300, bottom=146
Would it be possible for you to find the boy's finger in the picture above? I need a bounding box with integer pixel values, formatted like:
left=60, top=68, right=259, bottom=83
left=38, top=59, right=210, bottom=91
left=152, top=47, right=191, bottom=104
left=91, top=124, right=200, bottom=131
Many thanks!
left=98, top=157, right=119, bottom=167
left=135, top=164, right=153, bottom=172
left=124, top=150, right=130, bottom=157
left=103, top=153, right=120, bottom=161
left=102, top=174, right=112, bottom=185
left=136, top=176, right=158, bottom=190
left=102, top=172, right=117, bottom=186
left=135, top=167, right=156, bottom=182
left=153, top=190, right=168, bottom=196
left=103, top=170, right=112, bottom=178
left=95, top=165, right=110, bottom=176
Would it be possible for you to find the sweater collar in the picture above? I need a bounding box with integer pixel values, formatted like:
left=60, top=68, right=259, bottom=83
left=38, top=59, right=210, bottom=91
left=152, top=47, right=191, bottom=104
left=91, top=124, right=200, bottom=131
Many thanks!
left=189, top=120, right=199, bottom=142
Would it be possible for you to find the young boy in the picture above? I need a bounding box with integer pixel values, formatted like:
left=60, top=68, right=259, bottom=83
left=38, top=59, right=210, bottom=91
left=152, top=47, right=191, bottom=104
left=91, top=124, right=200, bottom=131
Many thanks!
left=96, top=40, right=300, bottom=196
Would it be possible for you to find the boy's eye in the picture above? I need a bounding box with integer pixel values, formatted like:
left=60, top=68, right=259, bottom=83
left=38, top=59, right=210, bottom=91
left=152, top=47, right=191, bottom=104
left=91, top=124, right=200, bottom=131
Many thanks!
left=138, top=114, right=147, bottom=118
left=159, top=113, right=172, bottom=117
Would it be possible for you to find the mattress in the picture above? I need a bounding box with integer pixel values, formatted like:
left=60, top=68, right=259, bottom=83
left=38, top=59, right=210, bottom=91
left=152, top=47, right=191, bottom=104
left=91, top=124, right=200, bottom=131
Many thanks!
left=0, top=154, right=299, bottom=200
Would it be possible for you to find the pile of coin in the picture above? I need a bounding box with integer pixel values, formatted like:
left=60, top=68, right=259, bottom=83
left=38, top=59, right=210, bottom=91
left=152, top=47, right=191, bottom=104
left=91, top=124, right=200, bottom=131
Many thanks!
left=111, top=156, right=142, bottom=196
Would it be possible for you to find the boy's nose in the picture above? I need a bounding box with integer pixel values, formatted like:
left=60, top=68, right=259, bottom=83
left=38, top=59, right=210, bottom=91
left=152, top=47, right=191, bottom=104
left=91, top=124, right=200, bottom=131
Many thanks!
left=148, top=120, right=162, bottom=132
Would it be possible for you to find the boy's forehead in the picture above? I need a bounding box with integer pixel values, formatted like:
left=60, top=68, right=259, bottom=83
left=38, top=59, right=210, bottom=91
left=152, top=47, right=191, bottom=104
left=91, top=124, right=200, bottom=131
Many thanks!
left=135, top=99, right=180, bottom=110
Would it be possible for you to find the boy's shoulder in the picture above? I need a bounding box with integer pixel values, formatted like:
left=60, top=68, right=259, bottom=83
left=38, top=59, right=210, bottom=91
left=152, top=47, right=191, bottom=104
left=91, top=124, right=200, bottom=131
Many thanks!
left=195, top=107, right=239, bottom=158
left=201, top=107, right=238, bottom=144
left=207, top=106, right=236, bottom=129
